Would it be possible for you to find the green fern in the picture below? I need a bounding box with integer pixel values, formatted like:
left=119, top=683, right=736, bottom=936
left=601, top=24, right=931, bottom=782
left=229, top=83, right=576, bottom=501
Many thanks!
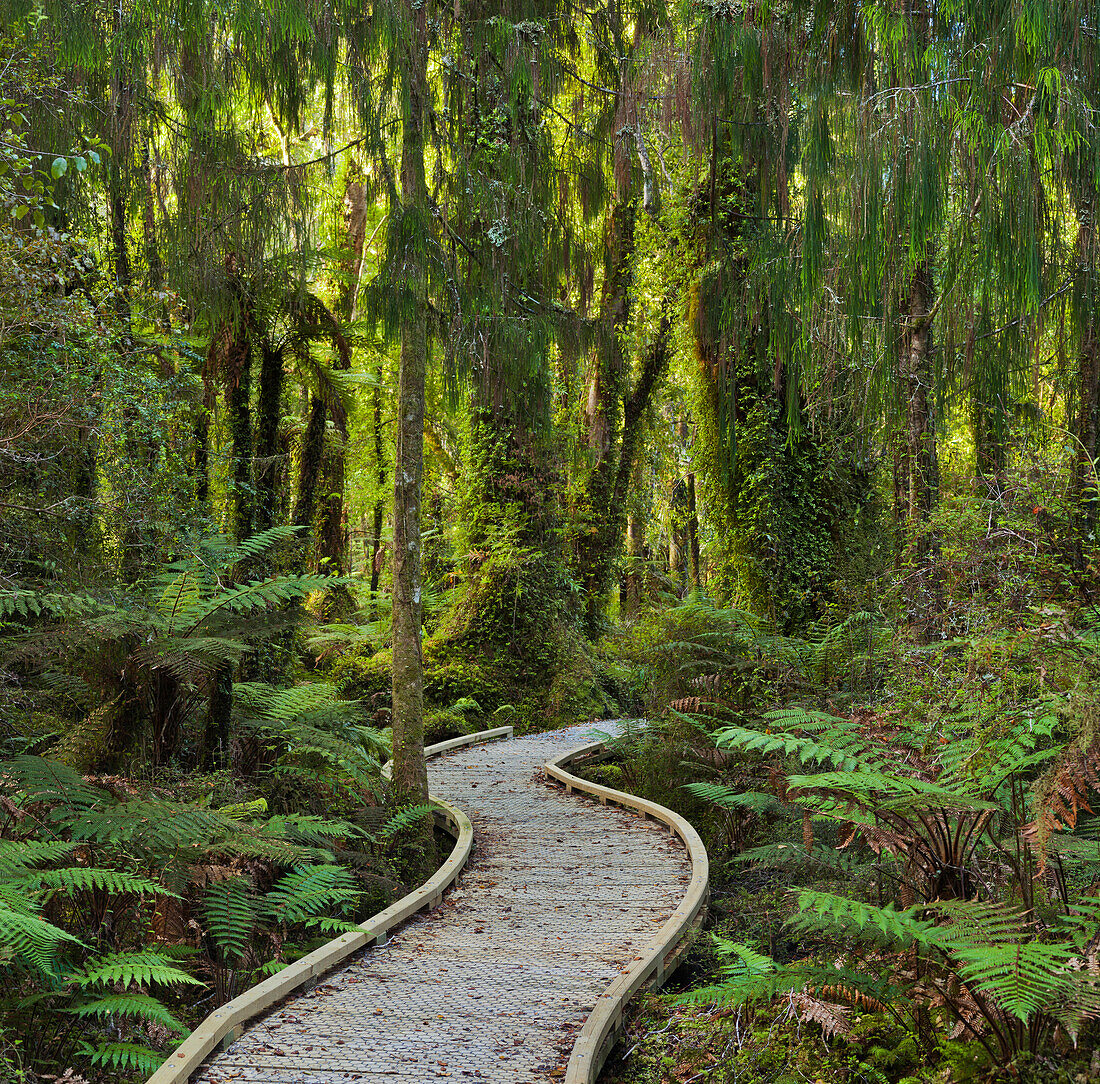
left=69, top=992, right=188, bottom=1034
left=372, top=804, right=436, bottom=843
left=0, top=839, right=77, bottom=876
left=260, top=865, right=359, bottom=923
left=0, top=756, right=104, bottom=809
left=78, top=1041, right=166, bottom=1073
left=0, top=895, right=82, bottom=975
left=202, top=877, right=256, bottom=964
left=789, top=890, right=941, bottom=948
left=682, top=782, right=785, bottom=814
left=73, top=950, right=201, bottom=989
left=27, top=867, right=170, bottom=898
left=706, top=721, right=877, bottom=772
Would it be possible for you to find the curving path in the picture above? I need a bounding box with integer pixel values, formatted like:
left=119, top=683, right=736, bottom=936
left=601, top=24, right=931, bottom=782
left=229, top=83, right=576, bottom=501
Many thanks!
left=193, top=724, right=692, bottom=1083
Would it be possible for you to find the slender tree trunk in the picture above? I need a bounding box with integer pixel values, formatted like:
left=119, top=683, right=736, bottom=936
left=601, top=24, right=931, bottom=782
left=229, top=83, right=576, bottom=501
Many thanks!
left=203, top=667, right=232, bottom=772
left=254, top=343, right=284, bottom=532
left=294, top=396, right=326, bottom=537
left=901, top=260, right=938, bottom=548
left=195, top=353, right=214, bottom=509
left=1073, top=188, right=1099, bottom=533
left=370, top=368, right=387, bottom=603
left=142, top=136, right=169, bottom=331
left=578, top=196, right=635, bottom=635
left=687, top=472, right=701, bottom=590
left=621, top=513, right=644, bottom=617
left=226, top=330, right=254, bottom=544
left=390, top=0, right=431, bottom=805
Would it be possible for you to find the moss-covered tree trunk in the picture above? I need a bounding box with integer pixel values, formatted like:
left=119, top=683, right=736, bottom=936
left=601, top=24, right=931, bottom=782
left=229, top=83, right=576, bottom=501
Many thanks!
left=1072, top=182, right=1098, bottom=535
left=225, top=328, right=255, bottom=544
left=390, top=0, right=430, bottom=805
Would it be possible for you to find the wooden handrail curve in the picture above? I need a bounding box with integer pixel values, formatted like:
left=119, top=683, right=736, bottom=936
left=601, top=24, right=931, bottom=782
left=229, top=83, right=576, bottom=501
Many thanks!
left=544, top=740, right=710, bottom=1084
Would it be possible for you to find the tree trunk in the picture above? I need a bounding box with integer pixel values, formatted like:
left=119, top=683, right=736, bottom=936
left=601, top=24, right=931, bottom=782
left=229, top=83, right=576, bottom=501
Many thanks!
left=901, top=260, right=938, bottom=546
left=577, top=196, right=635, bottom=635
left=293, top=395, right=326, bottom=552
left=1073, top=187, right=1098, bottom=533
left=254, top=342, right=284, bottom=532
left=370, top=365, right=387, bottom=604
left=390, top=0, right=431, bottom=805
left=687, top=472, right=701, bottom=590
left=225, top=328, right=254, bottom=544
left=621, top=513, right=645, bottom=617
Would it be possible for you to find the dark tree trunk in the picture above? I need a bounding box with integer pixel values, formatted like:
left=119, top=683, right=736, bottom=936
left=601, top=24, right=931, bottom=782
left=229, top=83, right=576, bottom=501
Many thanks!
left=390, top=0, right=431, bottom=806
left=369, top=362, right=387, bottom=606
left=254, top=342, right=284, bottom=532
left=194, top=353, right=215, bottom=509
left=225, top=329, right=254, bottom=544
left=293, top=396, right=327, bottom=551
left=203, top=667, right=232, bottom=772
left=687, top=472, right=701, bottom=590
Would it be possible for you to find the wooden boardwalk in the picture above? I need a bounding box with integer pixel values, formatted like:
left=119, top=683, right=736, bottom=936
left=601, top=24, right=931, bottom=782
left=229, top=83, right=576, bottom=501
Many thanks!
left=194, top=724, right=692, bottom=1083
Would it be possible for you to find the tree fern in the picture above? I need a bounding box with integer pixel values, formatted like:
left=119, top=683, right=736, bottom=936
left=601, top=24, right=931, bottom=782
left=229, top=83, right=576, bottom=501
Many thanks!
left=682, top=782, right=785, bottom=814
left=259, top=865, right=359, bottom=924
left=0, top=895, right=82, bottom=976
left=78, top=1041, right=166, bottom=1074
left=202, top=877, right=256, bottom=964
left=789, top=890, right=941, bottom=949
left=69, top=992, right=188, bottom=1033
left=73, top=950, right=201, bottom=990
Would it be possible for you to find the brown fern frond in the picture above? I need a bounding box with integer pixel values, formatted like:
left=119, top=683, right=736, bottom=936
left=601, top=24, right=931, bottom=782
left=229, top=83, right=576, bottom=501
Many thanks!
left=787, top=992, right=852, bottom=1038
left=669, top=696, right=720, bottom=716
left=1025, top=738, right=1100, bottom=863
left=818, top=985, right=889, bottom=1013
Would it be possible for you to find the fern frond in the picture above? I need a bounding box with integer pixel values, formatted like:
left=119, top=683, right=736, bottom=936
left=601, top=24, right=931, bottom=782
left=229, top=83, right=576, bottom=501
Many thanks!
left=0, top=839, right=77, bottom=877
left=260, top=865, right=358, bottom=924
left=79, top=1041, right=167, bottom=1073
left=70, top=992, right=188, bottom=1033
left=373, top=804, right=436, bottom=842
left=0, top=756, right=104, bottom=809
left=682, top=783, right=785, bottom=814
left=789, top=890, right=940, bottom=948
left=73, top=950, right=201, bottom=989
left=265, top=814, right=362, bottom=846
left=0, top=897, right=82, bottom=975
left=202, top=877, right=255, bottom=963
left=27, top=867, right=170, bottom=899
left=0, top=589, right=101, bottom=620
left=708, top=724, right=875, bottom=772
left=952, top=942, right=1078, bottom=1021
left=786, top=771, right=999, bottom=813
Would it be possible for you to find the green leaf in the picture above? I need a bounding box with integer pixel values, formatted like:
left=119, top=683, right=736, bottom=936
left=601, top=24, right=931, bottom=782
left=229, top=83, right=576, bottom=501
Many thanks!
left=50, top=156, right=67, bottom=179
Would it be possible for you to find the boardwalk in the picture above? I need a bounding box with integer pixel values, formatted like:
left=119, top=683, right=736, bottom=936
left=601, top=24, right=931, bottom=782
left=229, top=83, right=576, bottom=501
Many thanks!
left=194, top=724, right=692, bottom=1083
